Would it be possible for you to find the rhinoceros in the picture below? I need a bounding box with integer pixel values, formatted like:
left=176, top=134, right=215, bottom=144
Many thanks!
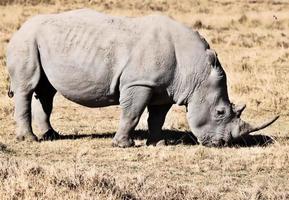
left=6, top=9, right=278, bottom=147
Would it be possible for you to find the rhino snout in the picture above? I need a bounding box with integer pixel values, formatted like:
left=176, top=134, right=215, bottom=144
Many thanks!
left=196, top=132, right=232, bottom=147
left=200, top=138, right=228, bottom=147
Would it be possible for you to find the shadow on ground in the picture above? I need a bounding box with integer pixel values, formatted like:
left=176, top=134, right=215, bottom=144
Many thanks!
left=55, top=130, right=198, bottom=145
left=51, top=130, right=275, bottom=147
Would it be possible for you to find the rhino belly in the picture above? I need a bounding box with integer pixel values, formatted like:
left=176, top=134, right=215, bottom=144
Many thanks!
left=42, top=62, right=118, bottom=108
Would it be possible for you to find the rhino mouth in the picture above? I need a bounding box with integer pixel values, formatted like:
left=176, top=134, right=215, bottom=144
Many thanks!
left=201, top=139, right=227, bottom=147
left=197, top=131, right=231, bottom=147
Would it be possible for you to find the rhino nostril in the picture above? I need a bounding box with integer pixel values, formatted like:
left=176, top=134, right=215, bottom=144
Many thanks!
left=200, top=140, right=212, bottom=147
left=219, top=139, right=226, bottom=146
left=200, top=138, right=227, bottom=147
left=209, top=139, right=226, bottom=147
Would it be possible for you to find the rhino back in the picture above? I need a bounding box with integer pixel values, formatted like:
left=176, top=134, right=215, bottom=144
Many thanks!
left=33, top=10, right=137, bottom=106
left=35, top=10, right=180, bottom=106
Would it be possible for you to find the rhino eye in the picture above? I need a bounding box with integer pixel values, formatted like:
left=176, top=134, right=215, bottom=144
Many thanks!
left=217, top=110, right=225, bottom=116
left=215, top=108, right=226, bottom=118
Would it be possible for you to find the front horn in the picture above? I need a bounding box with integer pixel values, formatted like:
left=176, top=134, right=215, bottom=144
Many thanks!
left=239, top=116, right=279, bottom=136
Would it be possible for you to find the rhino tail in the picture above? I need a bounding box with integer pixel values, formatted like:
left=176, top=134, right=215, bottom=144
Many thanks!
left=7, top=84, right=14, bottom=98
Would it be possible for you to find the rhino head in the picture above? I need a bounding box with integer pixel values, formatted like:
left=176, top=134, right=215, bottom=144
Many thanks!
left=186, top=49, right=278, bottom=147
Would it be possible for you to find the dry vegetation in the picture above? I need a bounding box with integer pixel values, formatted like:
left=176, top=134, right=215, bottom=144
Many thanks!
left=0, top=0, right=289, bottom=199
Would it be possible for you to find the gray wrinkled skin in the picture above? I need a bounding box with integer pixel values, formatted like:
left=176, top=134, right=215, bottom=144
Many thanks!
left=6, top=9, right=278, bottom=147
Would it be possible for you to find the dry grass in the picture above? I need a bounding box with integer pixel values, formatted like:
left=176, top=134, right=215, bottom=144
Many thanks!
left=0, top=0, right=289, bottom=199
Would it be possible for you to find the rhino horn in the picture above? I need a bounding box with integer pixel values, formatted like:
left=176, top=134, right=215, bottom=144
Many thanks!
left=237, top=116, right=279, bottom=137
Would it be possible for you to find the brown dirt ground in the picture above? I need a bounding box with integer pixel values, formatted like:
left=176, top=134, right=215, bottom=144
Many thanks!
left=0, top=0, right=289, bottom=199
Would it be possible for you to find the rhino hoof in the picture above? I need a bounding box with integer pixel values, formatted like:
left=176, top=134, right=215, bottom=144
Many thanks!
left=156, top=140, right=167, bottom=146
left=16, top=133, right=38, bottom=142
left=40, top=129, right=60, bottom=141
left=146, top=138, right=167, bottom=146
left=112, top=138, right=135, bottom=148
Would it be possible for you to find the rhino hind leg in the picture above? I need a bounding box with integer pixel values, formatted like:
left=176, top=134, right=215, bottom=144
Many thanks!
left=112, top=86, right=152, bottom=148
left=32, top=76, right=58, bottom=141
left=8, top=40, right=42, bottom=142
left=14, top=91, right=38, bottom=141
left=146, top=104, right=172, bottom=146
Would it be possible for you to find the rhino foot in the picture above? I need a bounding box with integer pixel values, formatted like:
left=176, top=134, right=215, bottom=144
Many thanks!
left=112, top=138, right=135, bottom=148
left=16, top=133, right=38, bottom=142
left=40, top=129, right=60, bottom=141
left=146, top=138, right=167, bottom=146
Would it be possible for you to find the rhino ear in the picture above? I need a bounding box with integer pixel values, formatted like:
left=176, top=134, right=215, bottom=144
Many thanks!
left=233, top=104, right=246, bottom=117
left=207, top=49, right=225, bottom=84
left=206, top=49, right=217, bottom=67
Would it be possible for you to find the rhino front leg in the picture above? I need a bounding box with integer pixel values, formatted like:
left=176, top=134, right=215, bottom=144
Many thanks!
left=112, top=86, right=152, bottom=148
left=14, top=91, right=38, bottom=141
left=32, top=83, right=58, bottom=141
left=146, top=104, right=172, bottom=146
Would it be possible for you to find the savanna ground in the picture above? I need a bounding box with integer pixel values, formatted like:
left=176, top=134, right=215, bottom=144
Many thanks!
left=0, top=0, right=289, bottom=199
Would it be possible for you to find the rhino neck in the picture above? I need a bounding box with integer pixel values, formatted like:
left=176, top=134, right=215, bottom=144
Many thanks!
left=167, top=28, right=213, bottom=105
left=169, top=54, right=211, bottom=105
